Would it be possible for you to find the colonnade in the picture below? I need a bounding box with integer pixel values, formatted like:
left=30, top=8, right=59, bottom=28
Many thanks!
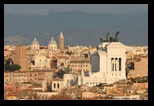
left=111, top=58, right=121, bottom=71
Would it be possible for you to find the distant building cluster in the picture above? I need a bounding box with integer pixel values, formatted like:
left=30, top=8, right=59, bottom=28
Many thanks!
left=4, top=31, right=148, bottom=100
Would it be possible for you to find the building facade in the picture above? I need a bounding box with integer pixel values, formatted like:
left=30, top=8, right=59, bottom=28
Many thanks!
left=56, top=56, right=70, bottom=69
left=78, top=41, right=126, bottom=86
left=70, top=57, right=91, bottom=72
left=52, top=77, right=64, bottom=92
left=13, top=44, right=29, bottom=71
left=4, top=70, right=53, bottom=84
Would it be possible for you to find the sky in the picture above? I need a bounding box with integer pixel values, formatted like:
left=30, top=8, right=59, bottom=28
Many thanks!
left=4, top=4, right=148, bottom=46
left=4, top=4, right=148, bottom=15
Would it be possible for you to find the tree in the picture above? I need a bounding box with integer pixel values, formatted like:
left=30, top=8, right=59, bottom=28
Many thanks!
left=64, top=65, right=72, bottom=73
left=96, top=83, right=103, bottom=87
left=4, top=64, right=21, bottom=71
left=65, top=51, right=72, bottom=55
left=13, top=64, right=21, bottom=70
left=5, top=58, right=14, bottom=65
left=56, top=70, right=65, bottom=79
left=60, top=62, right=64, bottom=69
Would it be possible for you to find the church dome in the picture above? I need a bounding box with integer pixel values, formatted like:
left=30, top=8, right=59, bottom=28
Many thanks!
left=48, top=37, right=57, bottom=45
left=31, top=38, right=40, bottom=45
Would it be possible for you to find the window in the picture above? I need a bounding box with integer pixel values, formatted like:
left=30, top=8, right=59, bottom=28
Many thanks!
left=119, top=73, right=121, bottom=76
left=112, top=73, right=114, bottom=76
left=57, top=83, right=59, bottom=88
left=111, top=58, right=114, bottom=71
left=54, top=83, right=56, bottom=88
left=119, top=58, right=121, bottom=71
left=115, top=58, right=118, bottom=71
left=90, top=82, right=92, bottom=85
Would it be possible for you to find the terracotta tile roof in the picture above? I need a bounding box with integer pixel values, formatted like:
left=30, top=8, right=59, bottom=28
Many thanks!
left=6, top=94, right=17, bottom=96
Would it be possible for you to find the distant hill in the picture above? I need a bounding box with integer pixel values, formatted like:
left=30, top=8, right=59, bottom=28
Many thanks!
left=4, top=11, right=148, bottom=46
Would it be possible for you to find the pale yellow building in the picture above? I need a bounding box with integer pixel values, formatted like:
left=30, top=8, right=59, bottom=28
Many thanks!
left=32, top=55, right=51, bottom=70
left=52, top=77, right=64, bottom=92
left=128, top=58, right=148, bottom=78
left=70, top=56, right=91, bottom=72
left=56, top=55, right=70, bottom=69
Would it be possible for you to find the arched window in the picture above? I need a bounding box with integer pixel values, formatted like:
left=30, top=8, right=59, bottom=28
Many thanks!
left=57, top=83, right=59, bottom=88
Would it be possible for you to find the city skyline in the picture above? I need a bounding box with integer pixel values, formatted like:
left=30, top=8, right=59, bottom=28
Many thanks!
left=4, top=4, right=148, bottom=100
left=4, top=4, right=148, bottom=46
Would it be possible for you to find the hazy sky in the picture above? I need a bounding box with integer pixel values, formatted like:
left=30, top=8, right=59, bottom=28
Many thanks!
left=4, top=4, right=148, bottom=15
